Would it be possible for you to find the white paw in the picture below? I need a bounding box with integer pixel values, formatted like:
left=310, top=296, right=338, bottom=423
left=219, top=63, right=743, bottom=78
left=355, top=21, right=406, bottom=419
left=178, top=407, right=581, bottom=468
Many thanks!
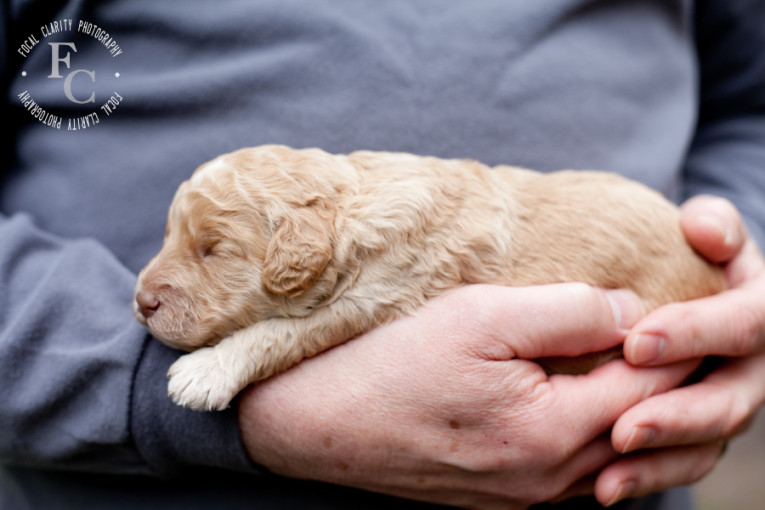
left=167, top=347, right=242, bottom=411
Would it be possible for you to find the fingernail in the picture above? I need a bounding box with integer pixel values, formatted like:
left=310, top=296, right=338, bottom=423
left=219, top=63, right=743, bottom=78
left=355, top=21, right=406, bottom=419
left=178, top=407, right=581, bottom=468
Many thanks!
left=605, top=290, right=644, bottom=329
left=622, top=425, right=657, bottom=453
left=606, top=480, right=636, bottom=507
left=628, top=334, right=666, bottom=365
left=697, top=214, right=732, bottom=247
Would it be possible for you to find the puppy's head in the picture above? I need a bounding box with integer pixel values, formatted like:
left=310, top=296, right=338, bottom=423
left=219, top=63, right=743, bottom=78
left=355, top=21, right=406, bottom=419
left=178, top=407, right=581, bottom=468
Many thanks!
left=133, top=145, right=349, bottom=351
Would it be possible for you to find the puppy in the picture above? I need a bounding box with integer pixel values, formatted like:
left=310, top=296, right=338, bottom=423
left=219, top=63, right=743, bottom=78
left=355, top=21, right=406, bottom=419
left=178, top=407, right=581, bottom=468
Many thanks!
left=134, top=145, right=726, bottom=411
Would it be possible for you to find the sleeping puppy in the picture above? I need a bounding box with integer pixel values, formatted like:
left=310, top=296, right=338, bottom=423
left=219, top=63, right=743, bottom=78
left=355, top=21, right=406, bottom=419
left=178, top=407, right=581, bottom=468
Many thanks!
left=133, top=144, right=726, bottom=411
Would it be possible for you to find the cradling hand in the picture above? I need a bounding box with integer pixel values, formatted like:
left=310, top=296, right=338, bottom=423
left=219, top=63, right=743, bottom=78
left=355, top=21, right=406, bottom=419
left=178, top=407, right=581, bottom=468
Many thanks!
left=592, top=195, right=765, bottom=506
left=239, top=283, right=697, bottom=509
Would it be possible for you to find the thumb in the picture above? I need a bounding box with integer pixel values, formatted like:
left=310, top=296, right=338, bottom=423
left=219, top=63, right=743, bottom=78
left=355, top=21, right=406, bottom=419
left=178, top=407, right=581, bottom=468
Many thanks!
left=459, top=283, right=644, bottom=360
left=680, top=195, right=745, bottom=264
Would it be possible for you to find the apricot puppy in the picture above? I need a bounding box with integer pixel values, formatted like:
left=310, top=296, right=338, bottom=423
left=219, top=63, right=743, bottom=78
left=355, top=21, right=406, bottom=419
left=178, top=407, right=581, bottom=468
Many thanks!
left=134, top=145, right=725, bottom=411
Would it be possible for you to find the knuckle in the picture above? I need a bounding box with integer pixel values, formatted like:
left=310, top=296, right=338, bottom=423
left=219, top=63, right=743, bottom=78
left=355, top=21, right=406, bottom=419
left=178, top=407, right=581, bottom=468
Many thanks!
left=435, top=285, right=519, bottom=359
left=442, top=284, right=494, bottom=318
left=467, top=456, right=508, bottom=475
left=668, top=305, right=705, bottom=355
left=652, top=302, right=709, bottom=358
left=564, top=283, right=606, bottom=320
left=526, top=470, right=574, bottom=505
left=533, top=434, right=573, bottom=467
left=722, top=390, right=754, bottom=437
left=446, top=447, right=512, bottom=477
left=440, top=287, right=497, bottom=334
left=727, top=304, right=763, bottom=356
left=484, top=468, right=563, bottom=506
left=689, top=444, right=722, bottom=483
left=565, top=281, right=599, bottom=302
left=521, top=485, right=559, bottom=507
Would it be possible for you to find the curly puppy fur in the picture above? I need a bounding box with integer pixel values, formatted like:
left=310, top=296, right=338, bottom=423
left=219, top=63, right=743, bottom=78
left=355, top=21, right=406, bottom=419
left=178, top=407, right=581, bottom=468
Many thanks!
left=134, top=145, right=726, bottom=410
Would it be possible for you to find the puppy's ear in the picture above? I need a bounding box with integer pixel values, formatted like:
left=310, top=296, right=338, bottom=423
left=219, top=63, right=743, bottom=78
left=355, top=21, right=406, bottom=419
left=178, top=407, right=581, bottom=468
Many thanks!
left=262, top=204, right=333, bottom=298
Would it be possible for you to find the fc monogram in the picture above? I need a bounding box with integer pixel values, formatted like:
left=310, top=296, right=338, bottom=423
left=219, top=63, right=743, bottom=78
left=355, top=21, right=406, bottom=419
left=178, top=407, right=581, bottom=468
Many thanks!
left=48, top=42, right=96, bottom=105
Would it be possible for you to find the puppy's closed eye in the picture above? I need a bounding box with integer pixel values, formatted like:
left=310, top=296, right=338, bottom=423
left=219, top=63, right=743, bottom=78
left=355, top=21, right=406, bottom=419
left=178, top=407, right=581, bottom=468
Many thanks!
left=202, top=237, right=251, bottom=262
left=197, top=235, right=221, bottom=259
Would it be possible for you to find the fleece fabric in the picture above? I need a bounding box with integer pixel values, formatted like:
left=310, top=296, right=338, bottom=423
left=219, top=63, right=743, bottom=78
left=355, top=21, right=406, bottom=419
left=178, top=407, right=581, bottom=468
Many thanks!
left=1, top=1, right=764, bottom=508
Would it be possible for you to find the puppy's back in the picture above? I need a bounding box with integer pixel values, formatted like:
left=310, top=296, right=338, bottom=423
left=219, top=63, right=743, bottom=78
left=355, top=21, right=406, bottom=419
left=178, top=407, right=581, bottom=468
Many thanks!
left=344, top=149, right=725, bottom=313
left=489, top=167, right=726, bottom=310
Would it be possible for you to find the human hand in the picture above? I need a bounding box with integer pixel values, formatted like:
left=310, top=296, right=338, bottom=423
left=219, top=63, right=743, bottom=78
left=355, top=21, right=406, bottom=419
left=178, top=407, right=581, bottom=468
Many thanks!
left=592, top=195, right=765, bottom=506
left=238, top=283, right=698, bottom=509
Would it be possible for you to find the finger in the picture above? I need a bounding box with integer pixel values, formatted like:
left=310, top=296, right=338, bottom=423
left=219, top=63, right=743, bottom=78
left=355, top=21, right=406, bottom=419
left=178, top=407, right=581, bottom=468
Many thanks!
left=594, top=442, right=724, bottom=507
left=625, top=285, right=765, bottom=365
left=548, top=359, right=700, bottom=441
left=479, top=436, right=616, bottom=507
left=556, top=435, right=619, bottom=491
left=613, top=354, right=765, bottom=453
left=724, top=237, right=765, bottom=289
left=452, top=283, right=644, bottom=360
left=551, top=474, right=597, bottom=504
left=551, top=436, right=617, bottom=503
left=680, top=195, right=746, bottom=264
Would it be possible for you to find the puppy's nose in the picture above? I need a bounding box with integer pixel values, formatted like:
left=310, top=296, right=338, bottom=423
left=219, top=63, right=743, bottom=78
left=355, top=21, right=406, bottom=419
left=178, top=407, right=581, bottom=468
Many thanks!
left=136, top=290, right=161, bottom=318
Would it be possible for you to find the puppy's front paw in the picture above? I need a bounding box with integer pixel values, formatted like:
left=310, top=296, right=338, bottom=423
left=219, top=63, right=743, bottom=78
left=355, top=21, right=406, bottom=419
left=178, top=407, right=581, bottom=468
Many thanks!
left=167, top=348, right=241, bottom=411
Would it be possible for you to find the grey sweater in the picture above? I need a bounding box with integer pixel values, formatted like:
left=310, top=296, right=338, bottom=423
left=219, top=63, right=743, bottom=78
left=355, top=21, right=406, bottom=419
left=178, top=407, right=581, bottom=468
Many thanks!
left=1, top=0, right=764, bottom=508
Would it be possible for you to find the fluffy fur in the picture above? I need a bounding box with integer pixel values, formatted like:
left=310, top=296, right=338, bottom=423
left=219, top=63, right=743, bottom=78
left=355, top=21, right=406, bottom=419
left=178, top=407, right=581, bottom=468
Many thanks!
left=133, top=145, right=725, bottom=411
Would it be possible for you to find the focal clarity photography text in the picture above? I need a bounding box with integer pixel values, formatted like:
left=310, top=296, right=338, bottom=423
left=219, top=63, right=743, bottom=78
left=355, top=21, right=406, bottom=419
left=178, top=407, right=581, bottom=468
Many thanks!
left=15, top=18, right=124, bottom=131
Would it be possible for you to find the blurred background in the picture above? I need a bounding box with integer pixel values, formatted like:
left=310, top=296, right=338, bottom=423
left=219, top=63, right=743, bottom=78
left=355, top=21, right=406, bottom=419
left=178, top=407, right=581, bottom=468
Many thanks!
left=694, top=408, right=765, bottom=509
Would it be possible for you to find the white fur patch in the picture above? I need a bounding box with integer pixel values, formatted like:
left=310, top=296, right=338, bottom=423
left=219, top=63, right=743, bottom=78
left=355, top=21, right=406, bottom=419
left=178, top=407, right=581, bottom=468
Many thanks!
left=191, top=156, right=228, bottom=185
left=167, top=347, right=240, bottom=411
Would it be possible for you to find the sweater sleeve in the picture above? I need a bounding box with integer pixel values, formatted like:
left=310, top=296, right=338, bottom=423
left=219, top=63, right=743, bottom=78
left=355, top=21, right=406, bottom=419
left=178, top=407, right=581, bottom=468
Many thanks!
left=0, top=1, right=258, bottom=477
left=0, top=213, right=256, bottom=476
left=683, top=0, right=765, bottom=248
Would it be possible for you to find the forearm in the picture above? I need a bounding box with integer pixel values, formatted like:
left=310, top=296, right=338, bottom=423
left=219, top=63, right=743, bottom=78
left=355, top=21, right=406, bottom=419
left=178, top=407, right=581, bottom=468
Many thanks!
left=0, top=213, right=255, bottom=476
left=0, top=214, right=146, bottom=472
left=132, top=339, right=259, bottom=475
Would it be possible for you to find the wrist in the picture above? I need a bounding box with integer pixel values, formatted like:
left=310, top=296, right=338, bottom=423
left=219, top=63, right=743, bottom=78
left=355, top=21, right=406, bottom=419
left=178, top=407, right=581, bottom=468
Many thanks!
left=131, top=338, right=260, bottom=475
